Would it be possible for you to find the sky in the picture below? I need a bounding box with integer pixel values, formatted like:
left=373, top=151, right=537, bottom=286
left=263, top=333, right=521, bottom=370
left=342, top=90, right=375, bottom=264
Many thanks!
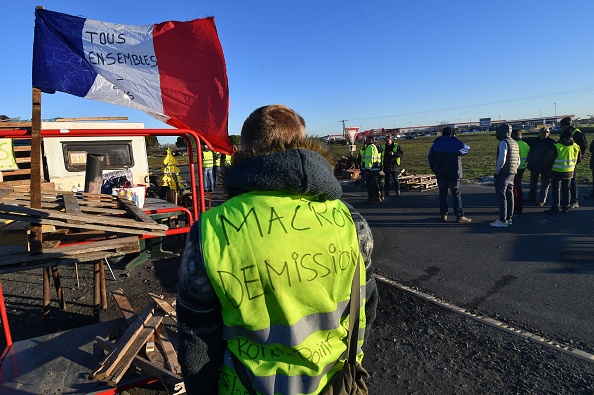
left=3, top=1, right=594, bottom=144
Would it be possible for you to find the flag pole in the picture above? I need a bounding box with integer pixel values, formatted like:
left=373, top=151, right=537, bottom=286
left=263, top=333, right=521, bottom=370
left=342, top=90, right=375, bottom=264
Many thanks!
left=29, top=6, right=44, bottom=253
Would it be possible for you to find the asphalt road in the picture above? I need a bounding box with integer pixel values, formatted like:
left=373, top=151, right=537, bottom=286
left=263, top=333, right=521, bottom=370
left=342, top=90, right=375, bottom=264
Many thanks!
left=343, top=180, right=594, bottom=352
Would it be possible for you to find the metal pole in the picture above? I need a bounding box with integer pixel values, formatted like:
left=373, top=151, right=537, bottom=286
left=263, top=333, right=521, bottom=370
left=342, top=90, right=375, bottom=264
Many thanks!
left=84, top=154, right=105, bottom=194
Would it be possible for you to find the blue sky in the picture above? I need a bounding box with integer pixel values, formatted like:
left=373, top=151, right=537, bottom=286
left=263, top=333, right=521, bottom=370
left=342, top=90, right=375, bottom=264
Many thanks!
left=3, top=1, right=594, bottom=144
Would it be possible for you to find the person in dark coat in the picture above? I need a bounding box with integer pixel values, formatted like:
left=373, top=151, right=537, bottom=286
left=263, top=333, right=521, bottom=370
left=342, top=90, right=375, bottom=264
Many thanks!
left=428, top=127, right=471, bottom=223
left=525, top=127, right=556, bottom=206
left=382, top=135, right=404, bottom=197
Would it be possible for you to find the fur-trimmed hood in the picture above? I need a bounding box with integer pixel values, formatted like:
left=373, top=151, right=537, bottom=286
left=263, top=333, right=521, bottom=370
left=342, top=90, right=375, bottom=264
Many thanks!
left=221, top=137, right=341, bottom=201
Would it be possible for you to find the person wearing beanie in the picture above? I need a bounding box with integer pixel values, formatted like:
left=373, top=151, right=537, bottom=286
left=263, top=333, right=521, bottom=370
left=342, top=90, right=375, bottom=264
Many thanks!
left=544, top=128, right=582, bottom=214
left=176, top=104, right=378, bottom=394
left=428, top=126, right=472, bottom=223
left=511, top=129, right=530, bottom=214
left=490, top=123, right=520, bottom=227
left=559, top=117, right=587, bottom=208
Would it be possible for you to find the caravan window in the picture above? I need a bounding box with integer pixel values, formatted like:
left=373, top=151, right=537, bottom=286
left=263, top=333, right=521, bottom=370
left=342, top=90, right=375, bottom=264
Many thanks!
left=62, top=140, right=135, bottom=171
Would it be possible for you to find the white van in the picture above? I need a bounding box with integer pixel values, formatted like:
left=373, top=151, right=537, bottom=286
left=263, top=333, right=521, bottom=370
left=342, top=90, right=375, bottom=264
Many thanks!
left=40, top=121, right=149, bottom=192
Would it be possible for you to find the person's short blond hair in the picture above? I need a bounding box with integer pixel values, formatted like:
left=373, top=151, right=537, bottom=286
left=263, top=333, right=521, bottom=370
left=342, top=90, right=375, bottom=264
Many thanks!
left=240, top=104, right=306, bottom=152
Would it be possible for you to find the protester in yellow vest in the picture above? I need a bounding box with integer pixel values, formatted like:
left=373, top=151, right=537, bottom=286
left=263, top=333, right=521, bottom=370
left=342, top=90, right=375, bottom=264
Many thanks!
left=544, top=129, right=582, bottom=214
left=177, top=104, right=378, bottom=395
left=363, top=136, right=383, bottom=202
left=213, top=151, right=222, bottom=187
left=202, top=145, right=214, bottom=192
left=512, top=129, right=530, bottom=215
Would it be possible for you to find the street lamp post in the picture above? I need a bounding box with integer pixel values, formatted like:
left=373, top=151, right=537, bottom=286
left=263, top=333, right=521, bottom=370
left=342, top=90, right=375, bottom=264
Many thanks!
left=554, top=103, right=557, bottom=120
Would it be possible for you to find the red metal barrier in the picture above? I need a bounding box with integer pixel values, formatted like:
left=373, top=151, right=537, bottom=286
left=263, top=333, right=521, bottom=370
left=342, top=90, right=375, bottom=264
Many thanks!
left=0, top=282, right=13, bottom=367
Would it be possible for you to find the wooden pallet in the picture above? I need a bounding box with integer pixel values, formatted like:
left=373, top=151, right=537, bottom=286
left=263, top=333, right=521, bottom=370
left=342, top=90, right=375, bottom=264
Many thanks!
left=400, top=173, right=438, bottom=191
left=0, top=188, right=168, bottom=237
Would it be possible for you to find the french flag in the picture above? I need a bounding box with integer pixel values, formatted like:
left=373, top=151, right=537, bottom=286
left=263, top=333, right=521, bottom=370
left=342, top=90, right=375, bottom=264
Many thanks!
left=33, top=8, right=232, bottom=154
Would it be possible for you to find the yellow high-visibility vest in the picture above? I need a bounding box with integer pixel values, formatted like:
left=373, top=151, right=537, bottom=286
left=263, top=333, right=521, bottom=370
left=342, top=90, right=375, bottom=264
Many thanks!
left=200, top=191, right=366, bottom=395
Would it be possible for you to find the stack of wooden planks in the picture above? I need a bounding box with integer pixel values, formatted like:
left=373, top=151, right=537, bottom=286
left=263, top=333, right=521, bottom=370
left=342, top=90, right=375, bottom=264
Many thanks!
left=0, top=187, right=168, bottom=273
left=93, top=289, right=185, bottom=394
left=399, top=173, right=438, bottom=191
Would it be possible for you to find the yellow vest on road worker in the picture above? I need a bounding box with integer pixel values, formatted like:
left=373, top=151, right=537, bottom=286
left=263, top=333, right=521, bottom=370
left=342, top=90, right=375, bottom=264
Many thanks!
left=363, top=144, right=380, bottom=169
left=202, top=150, right=214, bottom=168
left=517, top=140, right=530, bottom=170
left=200, top=191, right=366, bottom=395
left=552, top=143, right=580, bottom=173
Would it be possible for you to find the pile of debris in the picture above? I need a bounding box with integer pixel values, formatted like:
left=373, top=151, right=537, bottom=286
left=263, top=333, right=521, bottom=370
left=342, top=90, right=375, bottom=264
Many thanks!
left=92, top=289, right=185, bottom=394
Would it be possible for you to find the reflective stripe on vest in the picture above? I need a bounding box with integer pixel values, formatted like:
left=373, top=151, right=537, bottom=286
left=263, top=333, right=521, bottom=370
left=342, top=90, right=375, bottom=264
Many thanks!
left=202, top=150, right=214, bottom=168
left=517, top=140, right=530, bottom=170
left=200, top=191, right=366, bottom=395
left=552, top=143, right=580, bottom=173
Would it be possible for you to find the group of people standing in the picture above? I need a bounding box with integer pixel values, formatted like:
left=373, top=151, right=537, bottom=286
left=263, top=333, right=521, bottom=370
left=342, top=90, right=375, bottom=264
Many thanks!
left=358, top=134, right=404, bottom=202
left=202, top=145, right=231, bottom=192
left=428, top=117, right=586, bottom=228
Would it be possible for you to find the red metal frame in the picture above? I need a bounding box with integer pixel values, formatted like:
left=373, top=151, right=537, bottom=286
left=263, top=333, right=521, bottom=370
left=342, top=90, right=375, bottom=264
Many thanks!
left=0, top=282, right=13, bottom=367
left=0, top=129, right=207, bottom=390
left=0, top=127, right=207, bottom=221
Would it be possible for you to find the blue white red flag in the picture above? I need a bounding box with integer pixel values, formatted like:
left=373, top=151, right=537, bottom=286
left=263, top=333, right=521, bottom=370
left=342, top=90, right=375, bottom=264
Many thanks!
left=32, top=9, right=232, bottom=154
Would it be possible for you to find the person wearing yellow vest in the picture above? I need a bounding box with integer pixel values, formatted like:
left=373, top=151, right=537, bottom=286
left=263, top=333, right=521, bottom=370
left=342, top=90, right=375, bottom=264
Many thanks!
left=363, top=135, right=383, bottom=202
left=358, top=145, right=366, bottom=191
left=202, top=145, right=215, bottom=192
left=511, top=129, right=530, bottom=215
left=544, top=129, right=582, bottom=215
left=177, top=104, right=378, bottom=395
left=559, top=117, right=587, bottom=208
left=213, top=151, right=222, bottom=187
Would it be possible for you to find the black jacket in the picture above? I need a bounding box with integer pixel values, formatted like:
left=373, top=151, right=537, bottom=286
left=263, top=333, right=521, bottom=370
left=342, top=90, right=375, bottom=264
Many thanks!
left=526, top=136, right=556, bottom=172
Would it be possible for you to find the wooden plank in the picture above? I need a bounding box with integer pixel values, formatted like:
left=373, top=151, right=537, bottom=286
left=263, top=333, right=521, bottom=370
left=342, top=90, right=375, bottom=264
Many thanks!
left=92, top=300, right=157, bottom=380
left=0, top=204, right=168, bottom=233
left=0, top=236, right=140, bottom=266
left=0, top=189, right=14, bottom=199
left=112, top=288, right=137, bottom=325
left=63, top=194, right=82, bottom=215
left=1, top=169, right=31, bottom=177
left=148, top=293, right=177, bottom=322
left=155, top=324, right=182, bottom=375
left=118, top=198, right=157, bottom=225
left=0, top=250, right=139, bottom=274
left=0, top=213, right=166, bottom=236
left=92, top=300, right=166, bottom=383
left=41, top=229, right=69, bottom=249
left=63, top=194, right=85, bottom=225
left=95, top=336, right=184, bottom=389
left=107, top=310, right=166, bottom=385
left=13, top=145, right=32, bottom=152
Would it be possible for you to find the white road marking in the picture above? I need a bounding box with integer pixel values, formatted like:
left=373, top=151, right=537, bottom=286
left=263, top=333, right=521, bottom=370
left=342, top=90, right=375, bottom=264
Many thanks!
left=375, top=274, right=594, bottom=363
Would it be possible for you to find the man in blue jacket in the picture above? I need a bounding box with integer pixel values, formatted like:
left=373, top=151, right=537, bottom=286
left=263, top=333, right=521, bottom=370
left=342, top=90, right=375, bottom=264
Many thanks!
left=428, top=127, right=472, bottom=223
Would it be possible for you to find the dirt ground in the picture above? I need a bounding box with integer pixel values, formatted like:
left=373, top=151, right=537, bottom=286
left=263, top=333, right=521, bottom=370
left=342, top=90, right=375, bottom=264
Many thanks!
left=1, top=235, right=594, bottom=394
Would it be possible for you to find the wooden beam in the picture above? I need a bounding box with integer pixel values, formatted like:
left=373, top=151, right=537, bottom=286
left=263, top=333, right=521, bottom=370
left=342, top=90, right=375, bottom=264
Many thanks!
left=29, top=87, right=42, bottom=253
left=95, top=336, right=184, bottom=389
